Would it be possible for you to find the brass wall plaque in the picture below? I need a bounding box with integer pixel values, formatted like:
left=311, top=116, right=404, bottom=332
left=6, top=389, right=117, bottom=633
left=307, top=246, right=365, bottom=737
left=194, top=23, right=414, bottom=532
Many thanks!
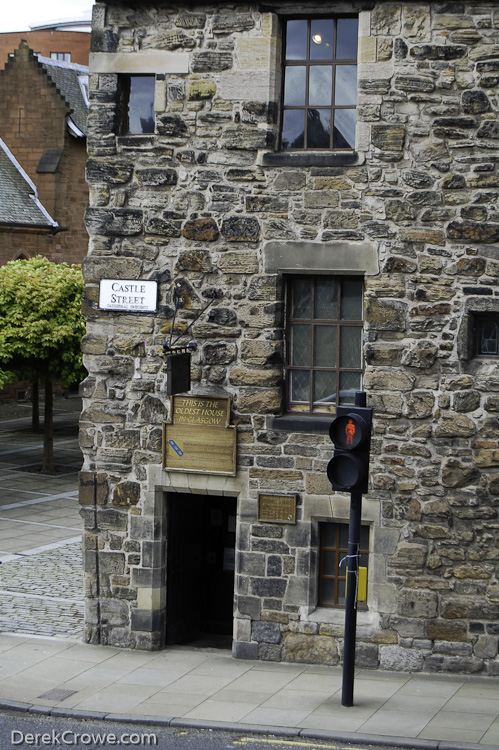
left=163, top=396, right=236, bottom=475
left=258, top=494, right=297, bottom=524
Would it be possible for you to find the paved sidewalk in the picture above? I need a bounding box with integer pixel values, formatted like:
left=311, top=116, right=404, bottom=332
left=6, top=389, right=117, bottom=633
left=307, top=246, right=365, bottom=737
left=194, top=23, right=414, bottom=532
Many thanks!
left=0, top=634, right=498, bottom=749
left=1, top=398, right=499, bottom=749
left=0, top=397, right=83, bottom=638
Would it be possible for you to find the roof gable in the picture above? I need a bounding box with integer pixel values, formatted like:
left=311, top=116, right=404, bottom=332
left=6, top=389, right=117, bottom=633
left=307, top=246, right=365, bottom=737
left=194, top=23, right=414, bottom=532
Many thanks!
left=37, top=54, right=89, bottom=136
left=1, top=42, right=89, bottom=137
left=0, top=138, right=58, bottom=229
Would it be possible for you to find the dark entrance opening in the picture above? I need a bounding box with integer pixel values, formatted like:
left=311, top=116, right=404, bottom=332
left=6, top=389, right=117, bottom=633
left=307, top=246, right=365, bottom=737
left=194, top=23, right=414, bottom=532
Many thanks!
left=166, top=493, right=236, bottom=648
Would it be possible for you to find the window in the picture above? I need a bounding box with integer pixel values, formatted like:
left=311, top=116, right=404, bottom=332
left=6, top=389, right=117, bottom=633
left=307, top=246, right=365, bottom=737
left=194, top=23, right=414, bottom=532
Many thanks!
left=285, top=276, right=363, bottom=414
left=51, top=52, right=71, bottom=62
left=319, top=522, right=369, bottom=608
left=457, top=303, right=499, bottom=361
left=474, top=315, right=499, bottom=356
left=118, top=75, right=155, bottom=135
left=281, top=16, right=358, bottom=150
left=36, top=148, right=63, bottom=174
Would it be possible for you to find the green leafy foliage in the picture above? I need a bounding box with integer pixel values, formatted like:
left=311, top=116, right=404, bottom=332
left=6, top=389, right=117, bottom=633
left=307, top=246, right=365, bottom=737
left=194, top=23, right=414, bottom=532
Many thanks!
left=0, top=256, right=86, bottom=388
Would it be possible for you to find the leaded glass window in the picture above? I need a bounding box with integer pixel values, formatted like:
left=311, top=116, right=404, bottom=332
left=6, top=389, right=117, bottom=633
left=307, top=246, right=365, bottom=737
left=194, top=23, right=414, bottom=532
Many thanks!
left=286, top=276, right=363, bottom=413
left=319, top=522, right=369, bottom=608
left=281, top=17, right=358, bottom=150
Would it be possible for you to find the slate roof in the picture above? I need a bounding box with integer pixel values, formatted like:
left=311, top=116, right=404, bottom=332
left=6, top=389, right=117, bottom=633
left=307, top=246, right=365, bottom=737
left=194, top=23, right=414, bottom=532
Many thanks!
left=36, top=55, right=89, bottom=136
left=0, top=138, right=58, bottom=229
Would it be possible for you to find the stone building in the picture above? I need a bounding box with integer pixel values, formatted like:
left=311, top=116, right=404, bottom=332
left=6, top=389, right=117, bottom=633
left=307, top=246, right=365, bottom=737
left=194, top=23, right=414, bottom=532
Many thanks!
left=81, top=0, right=499, bottom=676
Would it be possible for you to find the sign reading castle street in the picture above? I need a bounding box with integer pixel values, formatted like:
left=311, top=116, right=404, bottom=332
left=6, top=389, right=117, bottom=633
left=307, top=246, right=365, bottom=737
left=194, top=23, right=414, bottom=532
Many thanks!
left=99, top=279, right=158, bottom=312
left=163, top=396, right=236, bottom=475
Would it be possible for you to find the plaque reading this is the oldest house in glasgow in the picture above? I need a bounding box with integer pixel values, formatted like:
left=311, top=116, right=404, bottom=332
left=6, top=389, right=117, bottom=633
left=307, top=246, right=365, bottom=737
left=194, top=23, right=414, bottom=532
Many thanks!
left=163, top=396, right=236, bottom=476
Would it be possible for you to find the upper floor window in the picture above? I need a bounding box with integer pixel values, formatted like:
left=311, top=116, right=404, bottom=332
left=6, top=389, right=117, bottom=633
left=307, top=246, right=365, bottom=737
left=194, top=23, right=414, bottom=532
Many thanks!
left=285, top=276, right=363, bottom=414
left=281, top=17, right=358, bottom=151
left=118, top=75, right=155, bottom=135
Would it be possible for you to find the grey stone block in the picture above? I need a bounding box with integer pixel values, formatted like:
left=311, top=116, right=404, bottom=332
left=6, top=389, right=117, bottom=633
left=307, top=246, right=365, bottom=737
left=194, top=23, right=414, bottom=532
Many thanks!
left=252, top=621, right=281, bottom=644
left=232, top=640, right=259, bottom=660
left=131, top=608, right=165, bottom=632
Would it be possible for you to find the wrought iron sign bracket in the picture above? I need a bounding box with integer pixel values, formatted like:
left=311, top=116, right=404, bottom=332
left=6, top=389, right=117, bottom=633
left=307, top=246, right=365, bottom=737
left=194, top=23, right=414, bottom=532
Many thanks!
left=163, top=288, right=217, bottom=357
left=162, top=288, right=217, bottom=396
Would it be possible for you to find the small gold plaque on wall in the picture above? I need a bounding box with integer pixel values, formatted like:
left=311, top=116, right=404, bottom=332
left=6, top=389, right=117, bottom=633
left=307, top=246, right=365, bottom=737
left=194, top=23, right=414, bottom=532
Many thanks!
left=258, top=494, right=297, bottom=524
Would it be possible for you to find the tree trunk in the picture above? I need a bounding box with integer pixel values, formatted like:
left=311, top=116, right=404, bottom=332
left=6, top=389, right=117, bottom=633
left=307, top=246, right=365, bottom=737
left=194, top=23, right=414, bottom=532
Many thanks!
left=42, top=379, right=55, bottom=474
left=32, top=376, right=39, bottom=432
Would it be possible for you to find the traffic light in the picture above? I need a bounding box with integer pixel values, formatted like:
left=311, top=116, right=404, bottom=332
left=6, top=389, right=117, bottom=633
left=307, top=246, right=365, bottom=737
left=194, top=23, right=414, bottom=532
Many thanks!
left=327, top=404, right=372, bottom=494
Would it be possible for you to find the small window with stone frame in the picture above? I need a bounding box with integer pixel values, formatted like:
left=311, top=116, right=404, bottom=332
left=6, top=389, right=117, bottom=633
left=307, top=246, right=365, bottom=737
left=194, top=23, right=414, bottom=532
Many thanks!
left=280, top=15, right=358, bottom=151
left=285, top=275, right=363, bottom=415
left=118, top=74, right=155, bottom=135
left=319, top=522, right=369, bottom=608
left=473, top=314, right=499, bottom=357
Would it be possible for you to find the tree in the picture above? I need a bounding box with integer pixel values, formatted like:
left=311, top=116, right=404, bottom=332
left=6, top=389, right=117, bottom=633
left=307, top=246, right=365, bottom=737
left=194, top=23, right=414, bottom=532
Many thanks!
left=0, top=256, right=86, bottom=473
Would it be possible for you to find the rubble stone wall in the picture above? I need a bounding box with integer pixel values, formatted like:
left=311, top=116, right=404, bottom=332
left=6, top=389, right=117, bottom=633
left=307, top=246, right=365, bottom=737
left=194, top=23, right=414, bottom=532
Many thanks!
left=81, top=1, right=499, bottom=675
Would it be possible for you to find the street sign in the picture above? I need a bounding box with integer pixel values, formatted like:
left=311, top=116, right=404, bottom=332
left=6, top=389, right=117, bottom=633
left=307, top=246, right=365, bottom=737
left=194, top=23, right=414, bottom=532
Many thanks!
left=99, top=279, right=158, bottom=311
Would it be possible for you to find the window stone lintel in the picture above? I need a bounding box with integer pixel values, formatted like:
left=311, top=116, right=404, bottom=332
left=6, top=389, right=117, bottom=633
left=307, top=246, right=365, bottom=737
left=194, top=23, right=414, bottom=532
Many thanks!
left=263, top=239, right=378, bottom=275
left=89, top=51, right=190, bottom=75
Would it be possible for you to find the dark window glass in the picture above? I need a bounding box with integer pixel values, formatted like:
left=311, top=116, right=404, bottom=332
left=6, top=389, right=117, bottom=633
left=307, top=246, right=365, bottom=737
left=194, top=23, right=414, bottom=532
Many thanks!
left=286, top=277, right=363, bottom=414
left=319, top=522, right=369, bottom=608
left=475, top=315, right=499, bottom=356
left=119, top=75, right=155, bottom=135
left=281, top=17, right=358, bottom=151
left=282, top=110, right=305, bottom=149
left=336, top=18, right=359, bottom=59
left=310, top=19, right=334, bottom=61
left=286, top=19, right=308, bottom=60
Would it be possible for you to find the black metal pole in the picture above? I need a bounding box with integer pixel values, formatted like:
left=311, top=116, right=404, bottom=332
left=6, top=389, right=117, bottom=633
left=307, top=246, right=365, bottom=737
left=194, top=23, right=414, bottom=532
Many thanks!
left=341, top=391, right=368, bottom=707
left=341, top=489, right=362, bottom=707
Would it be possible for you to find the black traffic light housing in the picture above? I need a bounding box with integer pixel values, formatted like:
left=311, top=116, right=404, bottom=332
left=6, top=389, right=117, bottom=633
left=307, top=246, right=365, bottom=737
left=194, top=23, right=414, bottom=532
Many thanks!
left=327, top=399, right=372, bottom=494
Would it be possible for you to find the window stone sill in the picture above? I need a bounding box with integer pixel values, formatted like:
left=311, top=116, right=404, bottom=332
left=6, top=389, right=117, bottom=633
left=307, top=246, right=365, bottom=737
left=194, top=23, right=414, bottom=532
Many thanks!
left=261, top=151, right=364, bottom=168
left=270, top=414, right=332, bottom=434
left=303, top=607, right=378, bottom=627
left=116, top=135, right=156, bottom=150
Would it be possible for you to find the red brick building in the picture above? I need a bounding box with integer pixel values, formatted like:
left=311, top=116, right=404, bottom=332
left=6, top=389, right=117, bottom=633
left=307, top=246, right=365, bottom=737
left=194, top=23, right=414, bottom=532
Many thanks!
left=0, top=41, right=89, bottom=267
left=0, top=30, right=90, bottom=68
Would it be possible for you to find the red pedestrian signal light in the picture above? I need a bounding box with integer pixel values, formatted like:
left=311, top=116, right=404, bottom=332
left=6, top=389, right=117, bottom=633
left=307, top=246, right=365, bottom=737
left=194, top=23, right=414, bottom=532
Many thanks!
left=345, top=419, right=355, bottom=446
left=330, top=413, right=369, bottom=451
left=327, top=405, right=372, bottom=493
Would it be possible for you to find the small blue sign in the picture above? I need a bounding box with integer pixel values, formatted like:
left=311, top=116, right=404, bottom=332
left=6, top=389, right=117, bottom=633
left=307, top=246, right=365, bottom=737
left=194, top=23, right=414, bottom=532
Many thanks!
left=169, top=439, right=183, bottom=457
